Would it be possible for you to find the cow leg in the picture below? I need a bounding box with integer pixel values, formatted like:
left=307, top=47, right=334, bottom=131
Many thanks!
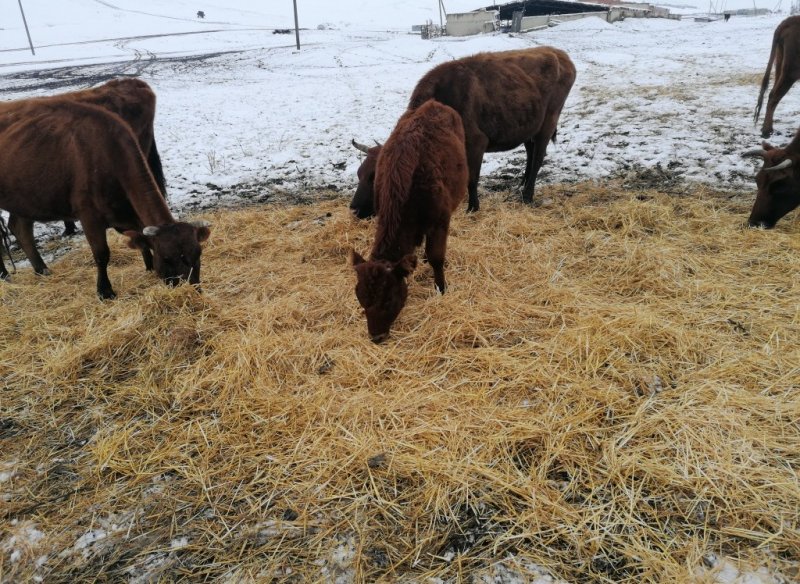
left=141, top=248, right=154, bottom=271
left=0, top=244, right=8, bottom=281
left=762, top=77, right=795, bottom=138
left=522, top=140, right=535, bottom=187
left=62, top=221, right=78, bottom=236
left=80, top=215, right=116, bottom=300
left=425, top=220, right=450, bottom=294
left=466, top=136, right=488, bottom=213
left=8, top=215, right=50, bottom=275
left=148, top=140, right=168, bottom=197
left=522, top=129, right=556, bottom=204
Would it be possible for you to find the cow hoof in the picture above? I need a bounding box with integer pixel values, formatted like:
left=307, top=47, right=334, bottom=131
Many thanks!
left=761, top=129, right=773, bottom=139
left=0, top=273, right=10, bottom=282
left=35, top=267, right=52, bottom=276
left=98, top=290, right=117, bottom=300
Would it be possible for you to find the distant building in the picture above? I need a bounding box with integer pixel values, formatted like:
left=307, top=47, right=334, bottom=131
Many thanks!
left=444, top=0, right=677, bottom=37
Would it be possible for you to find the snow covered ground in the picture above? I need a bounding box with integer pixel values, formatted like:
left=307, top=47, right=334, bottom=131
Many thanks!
left=1, top=1, right=797, bottom=219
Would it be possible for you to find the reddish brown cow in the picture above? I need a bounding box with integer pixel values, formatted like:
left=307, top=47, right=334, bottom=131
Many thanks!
left=755, top=16, right=800, bottom=138
left=352, top=99, right=468, bottom=343
left=5, top=78, right=168, bottom=236
left=0, top=100, right=210, bottom=299
left=351, top=46, right=575, bottom=218
left=742, top=132, right=800, bottom=227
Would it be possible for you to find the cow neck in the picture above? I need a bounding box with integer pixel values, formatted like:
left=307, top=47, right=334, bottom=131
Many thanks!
left=124, top=168, right=175, bottom=227
left=370, top=228, right=414, bottom=263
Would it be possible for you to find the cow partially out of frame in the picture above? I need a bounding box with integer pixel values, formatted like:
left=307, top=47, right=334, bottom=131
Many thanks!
left=5, top=78, right=168, bottom=237
left=755, top=16, right=800, bottom=138
left=0, top=100, right=210, bottom=299
left=742, top=132, right=800, bottom=228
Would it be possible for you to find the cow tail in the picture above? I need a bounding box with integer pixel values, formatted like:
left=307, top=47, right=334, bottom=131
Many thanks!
left=148, top=139, right=168, bottom=198
left=755, top=36, right=778, bottom=124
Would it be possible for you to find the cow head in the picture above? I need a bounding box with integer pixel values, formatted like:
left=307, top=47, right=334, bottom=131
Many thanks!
left=352, top=250, right=417, bottom=343
left=125, top=221, right=211, bottom=287
left=350, top=139, right=382, bottom=219
left=743, top=142, right=800, bottom=228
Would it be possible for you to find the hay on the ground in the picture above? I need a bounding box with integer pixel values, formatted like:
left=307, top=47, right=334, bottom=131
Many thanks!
left=0, top=183, right=798, bottom=583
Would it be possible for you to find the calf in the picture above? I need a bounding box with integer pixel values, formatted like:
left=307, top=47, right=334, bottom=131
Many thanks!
left=352, top=100, right=468, bottom=343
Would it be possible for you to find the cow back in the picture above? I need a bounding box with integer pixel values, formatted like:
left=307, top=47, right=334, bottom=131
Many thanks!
left=408, top=47, right=575, bottom=152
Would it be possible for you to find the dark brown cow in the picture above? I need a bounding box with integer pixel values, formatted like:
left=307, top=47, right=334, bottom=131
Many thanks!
left=352, top=99, right=468, bottom=343
left=351, top=46, right=576, bottom=218
left=0, top=100, right=210, bottom=299
left=8, top=78, right=167, bottom=236
left=742, top=132, right=800, bottom=227
left=755, top=16, right=800, bottom=138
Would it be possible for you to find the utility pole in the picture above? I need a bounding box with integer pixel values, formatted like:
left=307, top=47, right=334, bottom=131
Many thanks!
left=293, top=0, right=300, bottom=50
left=17, top=0, right=35, bottom=56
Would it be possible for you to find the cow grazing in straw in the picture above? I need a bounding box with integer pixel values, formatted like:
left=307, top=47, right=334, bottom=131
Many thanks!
left=742, top=132, right=800, bottom=228
left=6, top=78, right=168, bottom=236
left=351, top=46, right=576, bottom=218
left=755, top=16, right=800, bottom=138
left=0, top=100, right=210, bottom=299
left=352, top=100, right=468, bottom=343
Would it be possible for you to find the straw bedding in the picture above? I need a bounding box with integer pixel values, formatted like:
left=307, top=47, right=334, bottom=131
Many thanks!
left=0, top=183, right=798, bottom=583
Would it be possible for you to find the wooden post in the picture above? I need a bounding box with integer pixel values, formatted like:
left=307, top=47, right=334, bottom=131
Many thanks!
left=293, top=0, right=300, bottom=50
left=17, top=0, right=35, bottom=56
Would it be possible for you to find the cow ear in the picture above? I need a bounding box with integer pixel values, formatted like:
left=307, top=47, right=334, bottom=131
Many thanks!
left=124, top=230, right=149, bottom=250
left=190, top=220, right=211, bottom=243
left=351, top=250, right=366, bottom=266
left=763, top=141, right=775, bottom=151
left=394, top=254, right=417, bottom=277
left=195, top=226, right=211, bottom=243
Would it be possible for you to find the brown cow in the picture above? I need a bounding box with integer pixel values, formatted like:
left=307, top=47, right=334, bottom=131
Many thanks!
left=742, top=132, right=800, bottom=227
left=5, top=78, right=168, bottom=236
left=351, top=46, right=576, bottom=218
left=0, top=100, right=210, bottom=299
left=755, top=16, right=800, bottom=138
left=352, top=99, right=468, bottom=343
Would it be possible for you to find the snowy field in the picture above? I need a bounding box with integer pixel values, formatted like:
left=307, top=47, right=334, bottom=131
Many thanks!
left=0, top=1, right=797, bottom=219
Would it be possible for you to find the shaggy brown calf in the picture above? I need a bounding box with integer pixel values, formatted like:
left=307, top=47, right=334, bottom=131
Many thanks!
left=0, top=100, right=210, bottom=299
left=351, top=46, right=575, bottom=217
left=742, top=132, right=800, bottom=227
left=755, top=16, right=800, bottom=138
left=352, top=100, right=468, bottom=343
left=4, top=78, right=167, bottom=236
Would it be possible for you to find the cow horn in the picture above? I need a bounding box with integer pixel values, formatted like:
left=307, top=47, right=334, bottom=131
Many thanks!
left=351, top=139, right=370, bottom=154
left=142, top=226, right=160, bottom=236
left=373, top=140, right=383, bottom=147
left=190, top=220, right=211, bottom=228
left=765, top=159, right=793, bottom=172
left=741, top=149, right=768, bottom=159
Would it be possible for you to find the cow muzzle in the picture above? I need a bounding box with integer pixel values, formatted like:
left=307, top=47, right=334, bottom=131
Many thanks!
left=371, top=332, right=390, bottom=344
